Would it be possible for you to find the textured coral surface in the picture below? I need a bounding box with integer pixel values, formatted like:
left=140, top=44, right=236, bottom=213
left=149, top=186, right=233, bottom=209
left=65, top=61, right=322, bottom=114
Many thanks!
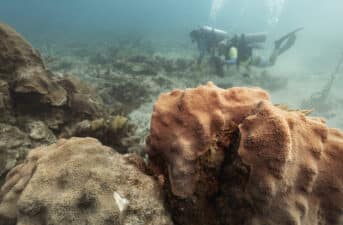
left=0, top=138, right=172, bottom=225
left=0, top=22, right=67, bottom=106
left=0, top=23, right=125, bottom=187
left=147, top=83, right=343, bottom=225
left=239, top=101, right=343, bottom=225
left=0, top=23, right=44, bottom=78
left=148, top=82, right=270, bottom=197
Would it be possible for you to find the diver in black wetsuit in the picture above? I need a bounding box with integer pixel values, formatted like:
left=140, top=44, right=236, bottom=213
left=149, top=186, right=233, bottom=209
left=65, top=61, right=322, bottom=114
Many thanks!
left=190, top=26, right=228, bottom=64
left=220, top=27, right=304, bottom=68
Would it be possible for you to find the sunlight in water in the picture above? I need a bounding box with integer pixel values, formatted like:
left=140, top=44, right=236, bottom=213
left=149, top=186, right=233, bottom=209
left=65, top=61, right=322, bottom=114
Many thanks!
left=210, top=0, right=286, bottom=26
left=209, top=0, right=226, bottom=23
left=265, top=0, right=286, bottom=25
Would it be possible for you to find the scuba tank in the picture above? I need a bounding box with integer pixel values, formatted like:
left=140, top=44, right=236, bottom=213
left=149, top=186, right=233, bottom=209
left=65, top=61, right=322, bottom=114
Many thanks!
left=244, top=32, right=267, bottom=44
left=200, top=26, right=229, bottom=42
left=229, top=32, right=267, bottom=51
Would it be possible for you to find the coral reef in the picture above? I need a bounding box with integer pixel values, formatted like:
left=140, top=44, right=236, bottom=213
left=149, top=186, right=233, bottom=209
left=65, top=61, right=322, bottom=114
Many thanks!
left=0, top=123, right=31, bottom=188
left=0, top=23, right=67, bottom=107
left=147, top=82, right=343, bottom=225
left=0, top=23, right=139, bottom=187
left=40, top=33, right=289, bottom=147
left=2, top=20, right=341, bottom=225
left=63, top=115, right=142, bottom=154
left=0, top=138, right=173, bottom=225
left=0, top=22, right=104, bottom=128
left=148, top=82, right=270, bottom=198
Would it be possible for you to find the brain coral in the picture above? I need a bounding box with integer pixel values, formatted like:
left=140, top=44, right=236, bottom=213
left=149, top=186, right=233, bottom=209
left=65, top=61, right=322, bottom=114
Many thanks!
left=0, top=137, right=172, bottom=225
left=147, top=82, right=343, bottom=225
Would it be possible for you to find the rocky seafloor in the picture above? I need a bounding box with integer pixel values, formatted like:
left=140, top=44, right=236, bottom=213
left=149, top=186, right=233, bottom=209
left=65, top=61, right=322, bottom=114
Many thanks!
left=0, top=22, right=342, bottom=225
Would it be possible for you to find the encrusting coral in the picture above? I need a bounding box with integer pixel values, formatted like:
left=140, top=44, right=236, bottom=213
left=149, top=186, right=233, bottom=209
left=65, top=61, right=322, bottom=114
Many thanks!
left=147, top=82, right=343, bottom=225
left=0, top=138, right=173, bottom=225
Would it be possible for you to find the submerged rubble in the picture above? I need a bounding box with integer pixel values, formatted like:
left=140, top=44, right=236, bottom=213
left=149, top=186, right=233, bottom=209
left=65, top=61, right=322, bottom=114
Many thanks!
left=148, top=82, right=343, bottom=225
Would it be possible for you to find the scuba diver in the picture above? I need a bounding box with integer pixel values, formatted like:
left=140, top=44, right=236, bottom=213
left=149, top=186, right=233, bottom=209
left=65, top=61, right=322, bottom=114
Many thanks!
left=219, top=27, right=304, bottom=68
left=190, top=26, right=229, bottom=64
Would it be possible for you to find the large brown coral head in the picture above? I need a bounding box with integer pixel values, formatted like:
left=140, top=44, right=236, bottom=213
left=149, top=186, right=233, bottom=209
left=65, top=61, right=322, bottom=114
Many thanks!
left=148, top=83, right=343, bottom=225
left=147, top=82, right=270, bottom=198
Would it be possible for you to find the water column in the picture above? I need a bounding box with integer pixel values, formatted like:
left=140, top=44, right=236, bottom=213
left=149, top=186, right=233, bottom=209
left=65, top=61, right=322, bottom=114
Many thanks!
left=209, top=0, right=226, bottom=25
left=209, top=0, right=287, bottom=28
left=264, top=0, right=287, bottom=25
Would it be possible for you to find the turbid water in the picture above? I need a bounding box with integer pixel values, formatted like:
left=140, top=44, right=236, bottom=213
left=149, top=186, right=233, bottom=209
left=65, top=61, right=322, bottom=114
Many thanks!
left=0, top=1, right=343, bottom=225
left=1, top=0, right=342, bottom=140
left=1, top=0, right=343, bottom=136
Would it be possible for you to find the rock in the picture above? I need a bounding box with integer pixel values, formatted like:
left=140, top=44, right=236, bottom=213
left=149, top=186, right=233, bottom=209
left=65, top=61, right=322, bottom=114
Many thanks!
left=0, top=123, right=31, bottom=182
left=63, top=116, right=138, bottom=154
left=0, top=120, right=57, bottom=188
left=0, top=80, right=11, bottom=110
left=0, top=22, right=67, bottom=106
left=0, top=23, right=104, bottom=124
left=0, top=138, right=173, bottom=225
left=0, top=80, right=15, bottom=124
left=26, top=120, right=56, bottom=143
left=147, top=82, right=343, bottom=225
left=13, top=66, right=67, bottom=106
left=0, top=23, right=113, bottom=189
left=0, top=23, right=44, bottom=80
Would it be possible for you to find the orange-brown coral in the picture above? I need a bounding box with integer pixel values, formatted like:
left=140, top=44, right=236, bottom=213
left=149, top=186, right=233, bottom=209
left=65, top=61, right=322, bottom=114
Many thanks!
left=147, top=83, right=343, bottom=225
left=148, top=82, right=270, bottom=198
left=239, top=100, right=342, bottom=225
left=0, top=138, right=173, bottom=225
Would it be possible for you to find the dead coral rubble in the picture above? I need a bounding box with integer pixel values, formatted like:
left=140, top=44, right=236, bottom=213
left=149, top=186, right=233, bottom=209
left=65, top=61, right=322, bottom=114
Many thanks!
left=0, top=138, right=173, bottom=225
left=147, top=82, right=343, bottom=225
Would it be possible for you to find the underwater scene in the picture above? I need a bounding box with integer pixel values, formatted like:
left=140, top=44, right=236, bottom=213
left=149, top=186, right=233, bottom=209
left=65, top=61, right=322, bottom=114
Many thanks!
left=0, top=0, right=342, bottom=225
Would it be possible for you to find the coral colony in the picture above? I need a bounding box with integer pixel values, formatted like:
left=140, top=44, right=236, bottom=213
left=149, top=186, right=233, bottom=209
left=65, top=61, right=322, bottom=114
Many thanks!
left=0, top=21, right=342, bottom=225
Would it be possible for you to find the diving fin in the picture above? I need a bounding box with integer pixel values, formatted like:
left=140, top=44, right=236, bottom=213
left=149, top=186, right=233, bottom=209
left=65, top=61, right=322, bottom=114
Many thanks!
left=275, top=27, right=304, bottom=48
